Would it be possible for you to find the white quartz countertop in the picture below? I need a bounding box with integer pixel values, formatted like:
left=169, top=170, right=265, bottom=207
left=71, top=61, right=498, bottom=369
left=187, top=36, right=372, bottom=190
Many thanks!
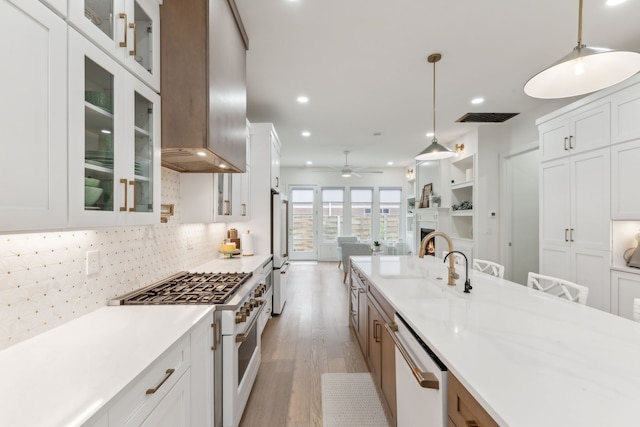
left=352, top=255, right=640, bottom=427
left=0, top=305, right=214, bottom=427
left=190, top=253, right=272, bottom=274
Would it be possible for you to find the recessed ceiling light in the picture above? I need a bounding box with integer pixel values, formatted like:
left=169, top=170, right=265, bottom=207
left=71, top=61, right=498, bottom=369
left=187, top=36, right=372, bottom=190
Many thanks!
left=301, top=131, right=311, bottom=137
left=196, top=151, right=206, bottom=157
left=306, top=161, right=312, bottom=165
left=101, top=129, right=111, bottom=134
left=426, top=132, right=435, bottom=137
left=220, top=164, right=228, bottom=168
left=471, top=97, right=484, bottom=105
left=297, top=95, right=309, bottom=103
left=606, top=0, right=626, bottom=5
left=387, top=161, right=394, bottom=166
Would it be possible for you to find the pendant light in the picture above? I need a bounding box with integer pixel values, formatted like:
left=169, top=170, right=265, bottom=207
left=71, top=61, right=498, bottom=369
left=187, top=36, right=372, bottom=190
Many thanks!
left=524, top=0, right=640, bottom=99
left=415, top=53, right=456, bottom=161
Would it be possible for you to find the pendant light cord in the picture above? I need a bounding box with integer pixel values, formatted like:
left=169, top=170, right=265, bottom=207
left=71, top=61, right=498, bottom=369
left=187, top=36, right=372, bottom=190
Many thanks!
left=432, top=58, right=437, bottom=142
left=577, top=0, right=583, bottom=47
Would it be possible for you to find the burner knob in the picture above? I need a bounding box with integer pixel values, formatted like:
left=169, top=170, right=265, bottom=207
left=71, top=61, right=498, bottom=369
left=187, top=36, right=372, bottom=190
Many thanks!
left=250, top=298, right=259, bottom=308
left=235, top=314, right=246, bottom=323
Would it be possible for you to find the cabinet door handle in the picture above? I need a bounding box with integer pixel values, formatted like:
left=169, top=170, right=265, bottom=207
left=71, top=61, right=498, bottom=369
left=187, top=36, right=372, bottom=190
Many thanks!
left=373, top=320, right=378, bottom=341
left=275, top=176, right=279, bottom=187
left=128, top=22, right=136, bottom=56
left=375, top=321, right=382, bottom=343
left=224, top=200, right=230, bottom=215
left=211, top=323, right=217, bottom=351
left=385, top=322, right=439, bottom=389
left=118, top=13, right=128, bottom=47
left=466, top=421, right=479, bottom=427
left=128, top=181, right=136, bottom=212
left=564, top=228, right=569, bottom=242
left=570, top=228, right=574, bottom=242
left=563, top=137, right=569, bottom=151
left=120, top=179, right=128, bottom=212
left=569, top=135, right=574, bottom=149
left=146, top=368, right=175, bottom=394
left=242, top=203, right=247, bottom=216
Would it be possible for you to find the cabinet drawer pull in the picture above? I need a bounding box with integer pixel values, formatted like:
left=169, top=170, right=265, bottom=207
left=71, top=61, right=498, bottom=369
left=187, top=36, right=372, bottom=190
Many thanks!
left=385, top=322, right=439, bottom=389
left=146, top=368, right=175, bottom=394
left=128, top=22, right=137, bottom=56
left=466, top=421, right=479, bottom=427
left=120, top=179, right=128, bottom=211
left=118, top=13, right=128, bottom=47
left=128, top=180, right=136, bottom=212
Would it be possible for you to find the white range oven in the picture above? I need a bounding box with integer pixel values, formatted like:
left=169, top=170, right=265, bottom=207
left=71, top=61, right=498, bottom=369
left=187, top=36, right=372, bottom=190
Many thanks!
left=110, top=258, right=273, bottom=427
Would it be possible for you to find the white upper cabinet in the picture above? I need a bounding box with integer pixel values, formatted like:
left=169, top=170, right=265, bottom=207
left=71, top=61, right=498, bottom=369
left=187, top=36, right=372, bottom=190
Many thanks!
left=0, top=0, right=68, bottom=232
left=39, top=0, right=66, bottom=17
left=611, top=139, right=640, bottom=219
left=68, top=29, right=160, bottom=227
left=270, top=133, right=281, bottom=191
left=538, top=102, right=610, bottom=162
left=68, top=0, right=161, bottom=91
left=611, top=82, right=640, bottom=144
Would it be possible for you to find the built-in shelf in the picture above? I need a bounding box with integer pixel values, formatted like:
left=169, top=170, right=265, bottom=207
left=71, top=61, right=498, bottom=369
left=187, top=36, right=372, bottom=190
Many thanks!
left=451, top=181, right=473, bottom=190
left=451, top=210, right=473, bottom=217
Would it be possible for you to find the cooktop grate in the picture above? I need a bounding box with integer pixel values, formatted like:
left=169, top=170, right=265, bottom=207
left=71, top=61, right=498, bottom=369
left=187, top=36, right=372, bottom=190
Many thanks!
left=118, top=271, right=253, bottom=305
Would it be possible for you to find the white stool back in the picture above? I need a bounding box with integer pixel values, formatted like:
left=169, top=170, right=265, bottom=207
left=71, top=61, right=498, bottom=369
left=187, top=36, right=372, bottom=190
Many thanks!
left=472, top=259, right=505, bottom=278
left=526, top=272, right=589, bottom=305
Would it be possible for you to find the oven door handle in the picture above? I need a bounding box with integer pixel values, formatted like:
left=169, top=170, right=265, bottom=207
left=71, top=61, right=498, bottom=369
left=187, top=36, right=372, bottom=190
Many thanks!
left=236, top=304, right=265, bottom=342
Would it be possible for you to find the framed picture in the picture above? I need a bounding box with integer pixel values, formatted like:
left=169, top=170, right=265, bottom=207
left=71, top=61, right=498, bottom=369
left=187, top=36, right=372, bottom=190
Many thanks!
left=419, top=183, right=432, bottom=208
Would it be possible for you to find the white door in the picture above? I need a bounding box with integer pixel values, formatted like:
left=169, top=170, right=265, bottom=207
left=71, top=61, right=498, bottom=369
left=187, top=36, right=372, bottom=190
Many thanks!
left=289, top=187, right=317, bottom=260
left=504, top=148, right=540, bottom=285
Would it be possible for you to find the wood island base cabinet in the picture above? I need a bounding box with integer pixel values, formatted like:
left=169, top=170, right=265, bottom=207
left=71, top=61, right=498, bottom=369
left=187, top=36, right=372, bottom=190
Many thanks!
left=448, top=373, right=498, bottom=427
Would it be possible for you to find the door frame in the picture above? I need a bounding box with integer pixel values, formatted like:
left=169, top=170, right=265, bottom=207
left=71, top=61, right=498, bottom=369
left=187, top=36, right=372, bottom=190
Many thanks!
left=500, top=140, right=539, bottom=283
left=287, top=185, right=318, bottom=261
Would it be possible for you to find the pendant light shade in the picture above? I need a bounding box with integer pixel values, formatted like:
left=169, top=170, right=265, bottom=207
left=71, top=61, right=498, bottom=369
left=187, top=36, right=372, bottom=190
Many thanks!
left=524, top=0, right=640, bottom=99
left=415, top=53, right=455, bottom=161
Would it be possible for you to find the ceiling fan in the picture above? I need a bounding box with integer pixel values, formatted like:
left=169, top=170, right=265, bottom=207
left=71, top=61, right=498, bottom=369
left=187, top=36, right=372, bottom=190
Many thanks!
left=313, top=151, right=383, bottom=178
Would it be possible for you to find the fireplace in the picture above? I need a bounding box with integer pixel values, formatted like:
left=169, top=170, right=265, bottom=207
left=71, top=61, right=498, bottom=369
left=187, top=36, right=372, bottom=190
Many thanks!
left=420, top=228, right=436, bottom=256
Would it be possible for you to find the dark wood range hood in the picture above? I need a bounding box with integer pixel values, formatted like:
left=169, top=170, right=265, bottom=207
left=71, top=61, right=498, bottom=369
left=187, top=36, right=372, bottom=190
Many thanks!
left=160, top=0, right=248, bottom=173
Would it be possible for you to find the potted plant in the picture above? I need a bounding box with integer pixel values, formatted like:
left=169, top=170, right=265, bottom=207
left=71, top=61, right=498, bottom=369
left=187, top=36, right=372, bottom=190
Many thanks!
left=373, top=241, right=381, bottom=252
left=431, top=195, right=441, bottom=208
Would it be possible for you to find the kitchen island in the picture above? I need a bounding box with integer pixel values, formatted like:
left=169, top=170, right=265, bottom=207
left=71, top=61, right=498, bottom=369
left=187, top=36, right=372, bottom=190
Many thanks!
left=351, top=255, right=640, bottom=427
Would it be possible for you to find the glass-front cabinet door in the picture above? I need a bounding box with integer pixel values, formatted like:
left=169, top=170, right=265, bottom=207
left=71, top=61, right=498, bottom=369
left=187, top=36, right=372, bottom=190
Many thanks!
left=68, top=0, right=160, bottom=91
left=68, top=29, right=160, bottom=227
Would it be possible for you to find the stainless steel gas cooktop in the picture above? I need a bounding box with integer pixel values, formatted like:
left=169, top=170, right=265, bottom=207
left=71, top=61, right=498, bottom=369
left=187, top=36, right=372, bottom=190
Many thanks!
left=109, top=271, right=253, bottom=305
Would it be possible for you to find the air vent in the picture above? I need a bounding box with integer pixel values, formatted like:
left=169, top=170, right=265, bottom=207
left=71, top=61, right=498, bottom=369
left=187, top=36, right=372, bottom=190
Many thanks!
left=455, top=113, right=519, bottom=123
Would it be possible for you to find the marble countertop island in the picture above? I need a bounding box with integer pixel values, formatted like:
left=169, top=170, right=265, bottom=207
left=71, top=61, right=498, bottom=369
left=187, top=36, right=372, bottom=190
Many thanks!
left=351, top=255, right=640, bottom=427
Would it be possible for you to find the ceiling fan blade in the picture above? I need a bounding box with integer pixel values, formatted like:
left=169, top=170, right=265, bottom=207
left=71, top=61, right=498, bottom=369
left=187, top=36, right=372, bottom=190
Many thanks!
left=355, top=170, right=384, bottom=174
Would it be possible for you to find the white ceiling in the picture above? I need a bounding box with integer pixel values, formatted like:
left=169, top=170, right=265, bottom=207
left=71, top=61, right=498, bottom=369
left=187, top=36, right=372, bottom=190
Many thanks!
left=234, top=0, right=640, bottom=169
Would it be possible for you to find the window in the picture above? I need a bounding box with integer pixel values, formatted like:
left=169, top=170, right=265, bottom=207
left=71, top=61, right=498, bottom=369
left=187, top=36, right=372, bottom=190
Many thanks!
left=379, top=188, right=401, bottom=241
left=322, top=188, right=344, bottom=241
left=290, top=188, right=315, bottom=253
left=351, top=188, right=373, bottom=241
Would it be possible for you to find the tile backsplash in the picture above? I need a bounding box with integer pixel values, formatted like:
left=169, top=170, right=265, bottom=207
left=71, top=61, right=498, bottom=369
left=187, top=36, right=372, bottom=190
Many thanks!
left=0, top=168, right=226, bottom=350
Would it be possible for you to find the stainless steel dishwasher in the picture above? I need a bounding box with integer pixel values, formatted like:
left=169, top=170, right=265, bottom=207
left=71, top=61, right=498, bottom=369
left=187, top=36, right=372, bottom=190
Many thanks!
left=387, top=314, right=448, bottom=427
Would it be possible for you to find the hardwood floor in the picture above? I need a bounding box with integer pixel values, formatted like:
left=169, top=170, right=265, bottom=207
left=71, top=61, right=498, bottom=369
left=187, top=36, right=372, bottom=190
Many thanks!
left=239, top=261, right=369, bottom=427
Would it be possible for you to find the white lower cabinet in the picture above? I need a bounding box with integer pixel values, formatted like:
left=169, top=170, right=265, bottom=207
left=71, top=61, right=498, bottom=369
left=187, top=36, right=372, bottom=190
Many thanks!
left=611, top=269, right=640, bottom=320
left=84, top=311, right=214, bottom=427
left=0, top=0, right=68, bottom=232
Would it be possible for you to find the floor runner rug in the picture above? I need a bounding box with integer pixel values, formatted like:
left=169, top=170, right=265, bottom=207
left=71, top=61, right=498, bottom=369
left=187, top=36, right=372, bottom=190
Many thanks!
left=321, top=372, right=390, bottom=427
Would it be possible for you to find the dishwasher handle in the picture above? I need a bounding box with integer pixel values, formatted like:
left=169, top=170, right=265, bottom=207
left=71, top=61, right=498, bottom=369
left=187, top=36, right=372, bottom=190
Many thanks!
left=386, top=322, right=439, bottom=390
